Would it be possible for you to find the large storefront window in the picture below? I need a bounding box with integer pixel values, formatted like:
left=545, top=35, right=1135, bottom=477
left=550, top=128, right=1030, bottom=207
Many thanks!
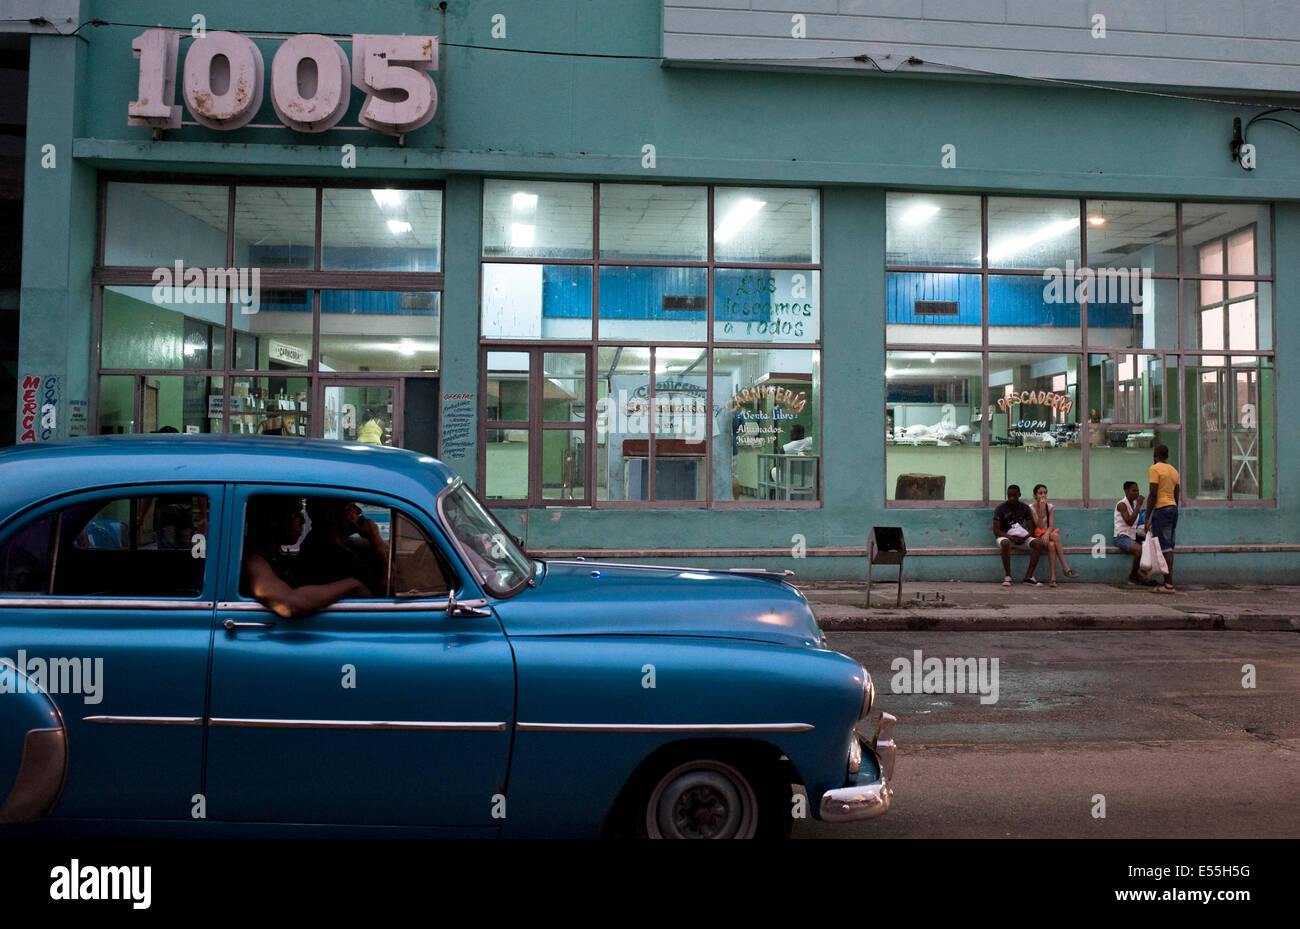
left=480, top=181, right=821, bottom=507
left=96, top=179, right=442, bottom=452
left=885, top=193, right=1274, bottom=505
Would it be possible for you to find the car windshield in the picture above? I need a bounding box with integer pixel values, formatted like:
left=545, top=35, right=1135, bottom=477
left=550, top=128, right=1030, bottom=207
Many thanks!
left=440, top=483, right=534, bottom=597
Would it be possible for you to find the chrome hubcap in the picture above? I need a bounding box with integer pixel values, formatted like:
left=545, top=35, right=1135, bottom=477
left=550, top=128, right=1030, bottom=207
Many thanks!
left=646, top=760, right=757, bottom=839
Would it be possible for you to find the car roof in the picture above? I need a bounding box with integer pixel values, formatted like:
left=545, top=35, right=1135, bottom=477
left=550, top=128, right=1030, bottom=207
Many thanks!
left=0, top=436, right=461, bottom=517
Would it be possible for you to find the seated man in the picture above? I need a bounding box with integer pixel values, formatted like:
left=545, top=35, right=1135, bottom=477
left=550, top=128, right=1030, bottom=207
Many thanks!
left=241, top=496, right=371, bottom=619
left=298, top=498, right=390, bottom=596
left=992, top=484, right=1044, bottom=587
left=1113, top=480, right=1147, bottom=584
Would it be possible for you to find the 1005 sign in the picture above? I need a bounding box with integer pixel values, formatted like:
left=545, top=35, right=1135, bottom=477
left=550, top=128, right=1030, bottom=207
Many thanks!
left=128, top=29, right=437, bottom=136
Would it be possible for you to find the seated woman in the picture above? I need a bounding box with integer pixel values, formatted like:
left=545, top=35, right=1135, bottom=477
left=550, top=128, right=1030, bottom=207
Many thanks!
left=241, top=496, right=371, bottom=619
left=1030, top=483, right=1077, bottom=586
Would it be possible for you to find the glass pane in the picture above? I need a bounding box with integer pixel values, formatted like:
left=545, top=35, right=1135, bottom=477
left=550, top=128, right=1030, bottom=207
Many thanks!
left=598, top=266, right=706, bottom=342
left=234, top=289, right=312, bottom=370
left=886, top=192, right=981, bottom=268
left=885, top=351, right=980, bottom=501
left=653, top=348, right=709, bottom=502
left=542, top=353, right=585, bottom=423
left=483, top=179, right=592, bottom=259
left=104, top=182, right=228, bottom=267
left=484, top=429, right=529, bottom=500
left=714, top=187, right=819, bottom=263
left=1085, top=200, right=1177, bottom=274
left=1182, top=203, right=1269, bottom=276
left=391, top=512, right=451, bottom=597
left=714, top=269, right=819, bottom=343
left=235, top=186, right=315, bottom=269
left=541, top=430, right=586, bottom=500
left=55, top=495, right=208, bottom=597
left=715, top=348, right=819, bottom=502
left=1186, top=360, right=1227, bottom=499
left=319, top=291, right=439, bottom=372
left=482, top=264, right=592, bottom=339
left=230, top=376, right=310, bottom=436
left=1087, top=352, right=1115, bottom=424
left=1088, top=277, right=1176, bottom=351
left=1182, top=280, right=1271, bottom=353
left=102, top=285, right=226, bottom=371
left=97, top=375, right=136, bottom=434
left=989, top=353, right=1082, bottom=500
left=987, top=197, right=1080, bottom=270
left=486, top=351, right=529, bottom=422
left=320, top=385, right=390, bottom=444
left=322, top=188, right=442, bottom=271
left=596, top=346, right=650, bottom=501
left=988, top=274, right=1080, bottom=345
left=599, top=184, right=706, bottom=261
left=886, top=271, right=981, bottom=346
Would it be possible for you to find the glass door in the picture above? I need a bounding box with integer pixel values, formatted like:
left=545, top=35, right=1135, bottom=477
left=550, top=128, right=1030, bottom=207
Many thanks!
left=317, top=379, right=401, bottom=447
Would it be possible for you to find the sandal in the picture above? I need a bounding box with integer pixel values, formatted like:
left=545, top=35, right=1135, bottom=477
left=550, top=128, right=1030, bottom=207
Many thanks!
left=1064, top=569, right=1078, bottom=578
left=1153, top=584, right=1176, bottom=593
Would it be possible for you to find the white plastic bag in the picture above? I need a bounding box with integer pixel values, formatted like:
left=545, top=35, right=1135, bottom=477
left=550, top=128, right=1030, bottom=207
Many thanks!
left=1140, top=534, right=1168, bottom=575
left=1005, top=522, right=1030, bottom=541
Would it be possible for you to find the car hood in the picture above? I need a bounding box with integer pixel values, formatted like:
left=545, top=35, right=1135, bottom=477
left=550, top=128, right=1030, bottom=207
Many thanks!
left=491, top=561, right=824, bottom=648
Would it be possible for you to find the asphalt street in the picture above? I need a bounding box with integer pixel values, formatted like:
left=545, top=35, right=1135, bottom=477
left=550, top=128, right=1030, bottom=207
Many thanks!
left=794, top=630, right=1300, bottom=838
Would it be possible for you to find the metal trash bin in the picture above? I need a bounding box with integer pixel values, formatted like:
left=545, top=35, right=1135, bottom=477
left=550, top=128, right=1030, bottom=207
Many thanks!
left=868, top=527, right=906, bottom=607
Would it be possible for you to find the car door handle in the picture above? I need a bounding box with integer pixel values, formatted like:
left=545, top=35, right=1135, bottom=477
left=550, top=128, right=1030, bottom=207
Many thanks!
left=223, top=618, right=275, bottom=632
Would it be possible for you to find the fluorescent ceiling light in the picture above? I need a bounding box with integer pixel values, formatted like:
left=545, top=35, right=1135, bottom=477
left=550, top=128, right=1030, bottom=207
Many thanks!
left=901, top=203, right=941, bottom=225
left=986, top=217, right=1079, bottom=264
left=371, top=189, right=403, bottom=208
left=512, top=192, right=538, bottom=211
left=511, top=223, right=535, bottom=247
left=714, top=198, right=766, bottom=243
left=387, top=219, right=412, bottom=235
left=1088, top=215, right=1106, bottom=226
left=656, top=347, right=705, bottom=364
left=398, top=340, right=417, bottom=356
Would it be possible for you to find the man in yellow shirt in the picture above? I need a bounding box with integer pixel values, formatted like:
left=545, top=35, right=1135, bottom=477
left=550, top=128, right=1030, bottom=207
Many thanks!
left=1145, top=444, right=1181, bottom=593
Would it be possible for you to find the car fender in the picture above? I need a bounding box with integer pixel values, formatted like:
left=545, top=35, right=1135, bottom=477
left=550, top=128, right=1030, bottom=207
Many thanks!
left=500, top=635, right=866, bottom=837
left=0, top=661, right=68, bottom=823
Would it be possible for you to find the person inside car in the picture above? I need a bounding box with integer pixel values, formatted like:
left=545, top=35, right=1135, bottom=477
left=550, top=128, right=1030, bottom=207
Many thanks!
left=241, top=496, right=372, bottom=618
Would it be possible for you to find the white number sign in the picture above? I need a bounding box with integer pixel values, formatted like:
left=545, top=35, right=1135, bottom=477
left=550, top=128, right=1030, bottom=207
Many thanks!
left=129, top=28, right=438, bottom=137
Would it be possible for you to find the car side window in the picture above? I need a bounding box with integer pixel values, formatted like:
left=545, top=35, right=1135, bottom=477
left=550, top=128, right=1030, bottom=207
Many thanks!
left=240, top=495, right=452, bottom=602
left=390, top=510, right=452, bottom=599
left=0, top=494, right=209, bottom=597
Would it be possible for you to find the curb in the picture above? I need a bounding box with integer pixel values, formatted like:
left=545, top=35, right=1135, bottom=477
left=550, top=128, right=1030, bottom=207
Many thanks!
left=809, top=608, right=1300, bottom=633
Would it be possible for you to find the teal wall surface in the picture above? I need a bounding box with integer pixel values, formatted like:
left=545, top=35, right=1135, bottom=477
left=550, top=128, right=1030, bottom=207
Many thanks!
left=14, top=0, right=1300, bottom=580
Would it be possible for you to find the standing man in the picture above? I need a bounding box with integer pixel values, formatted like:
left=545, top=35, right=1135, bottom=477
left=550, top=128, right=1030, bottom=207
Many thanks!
left=992, top=484, right=1044, bottom=587
left=1145, top=444, right=1181, bottom=593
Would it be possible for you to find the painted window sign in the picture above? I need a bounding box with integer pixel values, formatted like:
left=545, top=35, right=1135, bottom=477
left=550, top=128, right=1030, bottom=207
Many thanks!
left=994, top=388, right=1073, bottom=416
left=19, top=375, right=59, bottom=443
left=128, top=29, right=438, bottom=136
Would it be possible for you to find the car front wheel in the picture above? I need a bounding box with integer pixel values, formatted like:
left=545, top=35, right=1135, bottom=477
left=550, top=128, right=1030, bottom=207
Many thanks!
left=643, top=758, right=761, bottom=839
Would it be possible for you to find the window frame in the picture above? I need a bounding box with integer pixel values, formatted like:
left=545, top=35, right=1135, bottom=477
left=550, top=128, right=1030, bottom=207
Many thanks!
left=93, top=174, right=445, bottom=438
left=478, top=181, right=824, bottom=509
left=884, top=195, right=1276, bottom=508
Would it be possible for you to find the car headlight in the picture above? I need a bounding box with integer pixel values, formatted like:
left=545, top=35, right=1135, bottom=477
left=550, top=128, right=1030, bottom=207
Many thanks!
left=860, top=666, right=875, bottom=719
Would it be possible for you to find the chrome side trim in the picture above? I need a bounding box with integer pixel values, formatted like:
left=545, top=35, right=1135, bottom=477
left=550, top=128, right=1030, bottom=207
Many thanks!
left=0, top=599, right=215, bottom=610
left=216, top=599, right=479, bottom=613
left=515, top=722, right=814, bottom=733
left=208, top=718, right=508, bottom=731
left=0, top=728, right=68, bottom=823
left=84, top=716, right=203, bottom=726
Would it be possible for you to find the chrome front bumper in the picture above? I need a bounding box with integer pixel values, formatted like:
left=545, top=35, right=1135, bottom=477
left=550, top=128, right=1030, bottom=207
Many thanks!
left=819, top=712, right=897, bottom=823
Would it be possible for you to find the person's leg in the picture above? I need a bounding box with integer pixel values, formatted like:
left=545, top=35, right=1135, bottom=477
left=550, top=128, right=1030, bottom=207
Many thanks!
left=1025, top=540, right=1042, bottom=580
left=1164, top=551, right=1174, bottom=588
left=1045, top=536, right=1057, bottom=583
left=1054, top=530, right=1075, bottom=575
left=999, top=538, right=1012, bottom=578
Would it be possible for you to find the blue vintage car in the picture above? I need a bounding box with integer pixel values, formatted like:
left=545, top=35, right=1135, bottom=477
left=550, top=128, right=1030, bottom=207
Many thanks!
left=0, top=436, right=894, bottom=838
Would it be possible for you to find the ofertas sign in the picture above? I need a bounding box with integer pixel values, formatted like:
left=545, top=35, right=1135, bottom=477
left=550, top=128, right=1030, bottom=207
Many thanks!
left=128, top=29, right=437, bottom=136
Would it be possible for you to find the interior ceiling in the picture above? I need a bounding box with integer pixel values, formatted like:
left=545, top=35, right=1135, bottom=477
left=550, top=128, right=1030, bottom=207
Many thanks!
left=886, top=193, right=1257, bottom=267
left=129, top=184, right=443, bottom=250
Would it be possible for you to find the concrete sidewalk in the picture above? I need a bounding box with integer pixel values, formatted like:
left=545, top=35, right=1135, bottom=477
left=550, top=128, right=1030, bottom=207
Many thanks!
left=793, top=579, right=1300, bottom=631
